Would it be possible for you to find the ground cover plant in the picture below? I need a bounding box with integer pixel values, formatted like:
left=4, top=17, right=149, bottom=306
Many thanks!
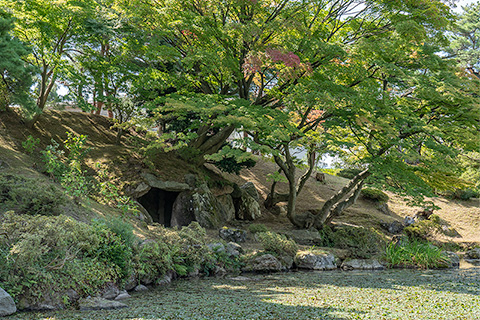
left=8, top=268, right=480, bottom=320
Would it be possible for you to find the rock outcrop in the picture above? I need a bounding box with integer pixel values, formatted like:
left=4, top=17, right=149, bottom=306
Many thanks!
left=295, top=251, right=337, bottom=270
left=0, top=287, right=16, bottom=317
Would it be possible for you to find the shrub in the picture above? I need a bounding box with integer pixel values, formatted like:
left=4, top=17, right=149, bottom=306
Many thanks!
left=256, top=231, right=298, bottom=257
left=213, top=156, right=256, bottom=175
left=41, top=132, right=91, bottom=199
left=0, top=212, right=129, bottom=306
left=0, top=173, right=66, bottom=215
left=337, top=168, right=362, bottom=179
left=361, top=188, right=389, bottom=203
left=383, top=239, right=450, bottom=269
left=248, top=223, right=269, bottom=234
left=452, top=188, right=479, bottom=201
left=318, top=225, right=386, bottom=259
left=91, top=218, right=136, bottom=278
left=134, top=222, right=219, bottom=280
left=133, top=240, right=174, bottom=282
left=22, top=135, right=40, bottom=154
left=404, top=215, right=442, bottom=240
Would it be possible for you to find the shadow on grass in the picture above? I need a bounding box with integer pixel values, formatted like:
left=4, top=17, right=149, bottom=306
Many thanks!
left=8, top=268, right=480, bottom=320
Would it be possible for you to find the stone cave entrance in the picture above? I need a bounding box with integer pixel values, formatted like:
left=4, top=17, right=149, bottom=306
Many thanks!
left=137, top=188, right=180, bottom=227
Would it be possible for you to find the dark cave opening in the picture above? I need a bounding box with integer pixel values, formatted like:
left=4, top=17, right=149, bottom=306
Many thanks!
left=137, top=188, right=180, bottom=227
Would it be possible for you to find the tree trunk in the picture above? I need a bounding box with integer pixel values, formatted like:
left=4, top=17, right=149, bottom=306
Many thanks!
left=313, top=169, right=370, bottom=229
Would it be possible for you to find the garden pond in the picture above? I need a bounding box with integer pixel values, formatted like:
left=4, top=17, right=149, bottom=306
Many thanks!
left=8, top=266, right=480, bottom=320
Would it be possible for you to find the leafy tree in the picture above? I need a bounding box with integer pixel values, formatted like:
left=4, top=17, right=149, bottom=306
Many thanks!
left=448, top=1, right=480, bottom=79
left=1, top=0, right=94, bottom=120
left=0, top=10, right=33, bottom=112
left=131, top=0, right=479, bottom=228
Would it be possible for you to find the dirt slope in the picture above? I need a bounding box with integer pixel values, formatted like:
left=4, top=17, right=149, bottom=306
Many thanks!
left=213, top=158, right=480, bottom=243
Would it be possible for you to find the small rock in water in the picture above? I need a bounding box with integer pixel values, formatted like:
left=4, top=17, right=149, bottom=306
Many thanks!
left=115, top=292, right=131, bottom=301
left=341, top=259, right=385, bottom=270
left=134, top=285, right=149, bottom=292
left=78, top=297, right=128, bottom=311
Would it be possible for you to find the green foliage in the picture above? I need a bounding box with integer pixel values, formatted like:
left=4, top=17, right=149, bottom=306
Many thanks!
left=91, top=218, right=136, bottom=278
left=0, top=10, right=34, bottom=112
left=256, top=231, right=298, bottom=257
left=21, top=135, right=40, bottom=154
left=383, top=239, right=450, bottom=269
left=41, top=139, right=67, bottom=179
left=361, top=188, right=389, bottom=203
left=133, top=222, right=226, bottom=281
left=318, top=225, right=386, bottom=259
left=0, top=173, right=65, bottom=215
left=41, top=132, right=91, bottom=199
left=206, top=146, right=256, bottom=174
left=0, top=212, right=128, bottom=304
left=133, top=240, right=173, bottom=282
left=94, top=166, right=139, bottom=215
left=404, top=215, right=443, bottom=241
left=337, top=169, right=363, bottom=179
left=248, top=223, right=269, bottom=234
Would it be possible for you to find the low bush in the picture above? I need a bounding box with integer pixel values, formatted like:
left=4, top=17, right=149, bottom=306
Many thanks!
left=361, top=188, right=389, bottom=203
left=337, top=168, right=362, bottom=179
left=248, top=223, right=269, bottom=234
left=256, top=231, right=298, bottom=257
left=318, top=225, right=386, bottom=259
left=0, top=173, right=66, bottom=215
left=451, top=188, right=479, bottom=200
left=22, top=135, right=40, bottom=154
left=404, top=214, right=442, bottom=240
left=0, top=212, right=130, bottom=307
left=383, top=239, right=450, bottom=269
left=134, top=222, right=222, bottom=280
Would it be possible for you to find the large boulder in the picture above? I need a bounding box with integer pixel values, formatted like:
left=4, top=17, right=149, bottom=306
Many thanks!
left=237, top=192, right=261, bottom=220
left=341, top=259, right=385, bottom=270
left=217, top=194, right=236, bottom=222
left=442, top=251, right=460, bottom=268
left=171, top=184, right=230, bottom=229
left=380, top=220, right=404, bottom=234
left=219, top=227, right=247, bottom=243
left=244, top=254, right=283, bottom=272
left=141, top=173, right=191, bottom=192
left=240, top=182, right=260, bottom=202
left=466, top=248, right=480, bottom=259
left=231, top=183, right=262, bottom=221
left=78, top=297, right=128, bottom=311
left=295, top=251, right=337, bottom=270
left=0, top=287, right=16, bottom=317
left=101, top=282, right=120, bottom=300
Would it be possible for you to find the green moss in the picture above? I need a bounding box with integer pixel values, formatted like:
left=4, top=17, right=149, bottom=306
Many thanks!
left=404, top=214, right=443, bottom=240
left=361, top=187, right=389, bottom=203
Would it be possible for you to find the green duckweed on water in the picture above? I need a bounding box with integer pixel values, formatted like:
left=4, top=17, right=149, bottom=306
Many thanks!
left=7, top=267, right=480, bottom=320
